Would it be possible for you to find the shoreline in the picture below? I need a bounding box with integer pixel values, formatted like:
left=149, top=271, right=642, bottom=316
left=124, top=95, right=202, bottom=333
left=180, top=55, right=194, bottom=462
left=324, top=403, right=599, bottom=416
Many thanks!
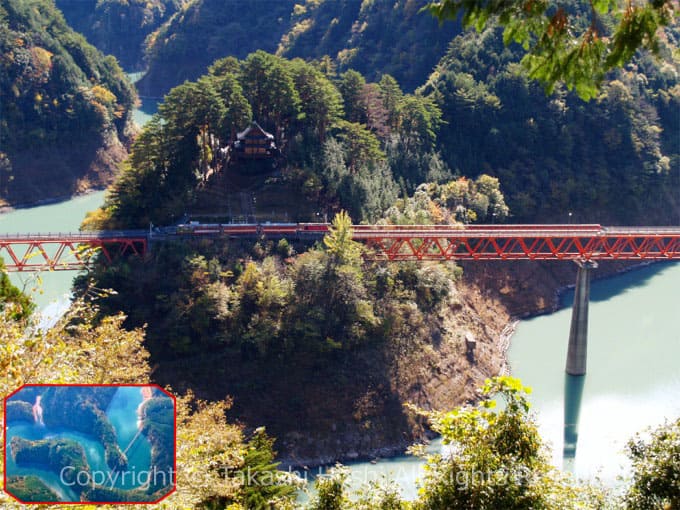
left=0, top=187, right=107, bottom=215
left=284, top=259, right=675, bottom=471
left=531, top=259, right=667, bottom=319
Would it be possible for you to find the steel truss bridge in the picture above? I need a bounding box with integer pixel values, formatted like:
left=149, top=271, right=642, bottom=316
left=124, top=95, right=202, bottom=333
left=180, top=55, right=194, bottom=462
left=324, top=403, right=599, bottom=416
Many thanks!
left=2, top=224, right=680, bottom=271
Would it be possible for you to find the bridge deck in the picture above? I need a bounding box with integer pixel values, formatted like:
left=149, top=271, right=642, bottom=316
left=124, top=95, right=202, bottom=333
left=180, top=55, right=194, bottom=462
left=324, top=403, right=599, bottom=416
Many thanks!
left=1, top=224, right=680, bottom=270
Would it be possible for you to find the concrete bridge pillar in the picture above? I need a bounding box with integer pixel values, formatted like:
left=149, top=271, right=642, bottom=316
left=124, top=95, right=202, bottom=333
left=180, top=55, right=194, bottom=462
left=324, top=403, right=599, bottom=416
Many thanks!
left=566, top=260, right=597, bottom=375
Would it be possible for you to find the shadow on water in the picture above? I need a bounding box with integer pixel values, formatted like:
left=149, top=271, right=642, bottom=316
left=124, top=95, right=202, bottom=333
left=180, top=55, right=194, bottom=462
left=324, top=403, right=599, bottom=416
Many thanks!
left=562, top=374, right=586, bottom=472
left=560, top=261, right=678, bottom=307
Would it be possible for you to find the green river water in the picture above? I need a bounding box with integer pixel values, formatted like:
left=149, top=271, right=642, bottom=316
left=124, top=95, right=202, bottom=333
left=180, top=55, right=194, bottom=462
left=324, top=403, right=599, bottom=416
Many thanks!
left=2, top=93, right=678, bottom=499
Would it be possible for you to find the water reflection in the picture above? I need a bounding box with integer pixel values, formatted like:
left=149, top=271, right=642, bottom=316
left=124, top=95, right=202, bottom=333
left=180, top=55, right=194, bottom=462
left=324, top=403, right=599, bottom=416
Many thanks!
left=563, top=374, right=586, bottom=471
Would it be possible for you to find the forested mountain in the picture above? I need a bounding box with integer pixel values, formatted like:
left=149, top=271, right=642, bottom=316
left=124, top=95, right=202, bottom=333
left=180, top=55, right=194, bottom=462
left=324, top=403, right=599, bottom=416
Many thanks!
left=134, top=0, right=459, bottom=97
left=137, top=0, right=297, bottom=96
left=0, top=0, right=135, bottom=205
left=276, top=0, right=459, bottom=92
left=55, top=0, right=184, bottom=71
left=45, top=0, right=678, bottom=224
left=422, top=27, right=680, bottom=224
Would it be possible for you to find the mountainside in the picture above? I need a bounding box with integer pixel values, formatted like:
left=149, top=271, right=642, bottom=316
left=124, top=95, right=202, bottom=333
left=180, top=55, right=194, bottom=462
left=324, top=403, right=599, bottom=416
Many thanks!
left=55, top=0, right=184, bottom=71
left=422, top=26, right=680, bottom=224
left=277, top=0, right=460, bottom=92
left=0, top=0, right=136, bottom=206
left=137, top=0, right=459, bottom=97
left=137, top=0, right=296, bottom=96
left=64, top=0, right=678, bottom=224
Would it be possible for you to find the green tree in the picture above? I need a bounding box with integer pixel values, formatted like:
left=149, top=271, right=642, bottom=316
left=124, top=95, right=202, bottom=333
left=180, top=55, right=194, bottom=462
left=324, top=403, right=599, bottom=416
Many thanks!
left=238, top=428, right=300, bottom=509
left=378, top=74, right=404, bottom=130
left=412, top=376, right=606, bottom=509
left=288, top=58, right=344, bottom=144
left=335, top=120, right=385, bottom=173
left=306, top=466, right=350, bottom=510
left=339, top=70, right=367, bottom=124
left=288, top=212, right=377, bottom=352
left=0, top=258, right=34, bottom=320
left=210, top=72, right=252, bottom=140
left=426, top=0, right=677, bottom=99
left=398, top=95, right=443, bottom=155
left=624, top=417, right=680, bottom=509
left=232, top=258, right=290, bottom=357
left=323, top=210, right=361, bottom=265
left=240, top=50, right=301, bottom=137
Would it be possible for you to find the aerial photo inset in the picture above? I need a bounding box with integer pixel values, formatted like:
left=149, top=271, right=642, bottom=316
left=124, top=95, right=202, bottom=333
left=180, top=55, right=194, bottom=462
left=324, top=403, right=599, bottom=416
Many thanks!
left=4, top=384, right=175, bottom=503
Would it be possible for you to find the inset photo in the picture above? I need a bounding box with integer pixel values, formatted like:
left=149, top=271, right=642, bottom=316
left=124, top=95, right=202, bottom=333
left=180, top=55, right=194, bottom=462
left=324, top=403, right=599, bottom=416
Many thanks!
left=4, top=384, right=175, bottom=504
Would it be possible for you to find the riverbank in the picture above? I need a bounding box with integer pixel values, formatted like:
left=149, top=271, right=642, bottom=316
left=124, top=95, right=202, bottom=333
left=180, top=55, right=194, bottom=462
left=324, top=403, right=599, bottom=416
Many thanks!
left=281, top=258, right=669, bottom=469
left=0, top=187, right=109, bottom=216
left=459, top=259, right=650, bottom=319
left=272, top=277, right=513, bottom=469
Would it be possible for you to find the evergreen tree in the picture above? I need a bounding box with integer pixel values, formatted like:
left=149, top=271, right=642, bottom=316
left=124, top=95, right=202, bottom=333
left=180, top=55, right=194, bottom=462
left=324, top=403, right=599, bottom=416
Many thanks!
left=0, top=258, right=34, bottom=320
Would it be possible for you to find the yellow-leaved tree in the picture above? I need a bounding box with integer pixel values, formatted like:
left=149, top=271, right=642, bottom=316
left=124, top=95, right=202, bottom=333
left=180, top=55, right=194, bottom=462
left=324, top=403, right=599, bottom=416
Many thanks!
left=0, top=297, right=300, bottom=509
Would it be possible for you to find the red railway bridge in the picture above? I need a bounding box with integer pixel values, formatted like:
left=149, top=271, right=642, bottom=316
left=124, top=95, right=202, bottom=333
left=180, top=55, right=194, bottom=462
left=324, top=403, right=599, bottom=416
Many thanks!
left=1, top=224, right=680, bottom=272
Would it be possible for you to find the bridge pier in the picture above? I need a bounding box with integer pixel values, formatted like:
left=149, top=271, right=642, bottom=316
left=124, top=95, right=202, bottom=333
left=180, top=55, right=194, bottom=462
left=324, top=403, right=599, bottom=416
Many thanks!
left=565, top=260, right=597, bottom=376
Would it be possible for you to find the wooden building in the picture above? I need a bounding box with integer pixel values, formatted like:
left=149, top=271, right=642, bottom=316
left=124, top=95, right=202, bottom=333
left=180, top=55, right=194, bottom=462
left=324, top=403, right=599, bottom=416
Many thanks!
left=232, top=121, right=278, bottom=159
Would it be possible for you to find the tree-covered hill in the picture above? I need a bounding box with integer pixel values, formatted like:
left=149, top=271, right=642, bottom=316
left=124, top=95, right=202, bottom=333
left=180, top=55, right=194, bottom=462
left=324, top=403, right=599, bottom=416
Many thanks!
left=0, top=0, right=136, bottom=205
left=91, top=51, right=471, bottom=229
left=55, top=0, right=184, bottom=71
left=78, top=50, right=516, bottom=464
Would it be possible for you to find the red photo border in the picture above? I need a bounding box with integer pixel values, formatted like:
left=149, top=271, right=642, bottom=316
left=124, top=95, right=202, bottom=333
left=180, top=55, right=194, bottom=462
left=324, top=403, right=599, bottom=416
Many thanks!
left=3, top=383, right=177, bottom=505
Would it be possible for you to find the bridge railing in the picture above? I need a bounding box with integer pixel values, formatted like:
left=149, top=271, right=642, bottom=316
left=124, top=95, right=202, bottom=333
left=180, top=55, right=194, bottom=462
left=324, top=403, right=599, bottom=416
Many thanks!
left=0, top=230, right=148, bottom=240
left=2, top=225, right=680, bottom=271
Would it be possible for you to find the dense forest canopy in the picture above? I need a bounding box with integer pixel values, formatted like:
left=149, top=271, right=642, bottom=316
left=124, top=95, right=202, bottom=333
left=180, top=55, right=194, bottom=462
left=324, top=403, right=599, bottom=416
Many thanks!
left=419, top=26, right=680, bottom=224
left=92, top=50, right=472, bottom=229
left=129, top=0, right=461, bottom=97
left=0, top=0, right=136, bottom=204
left=427, top=0, right=678, bottom=99
left=48, top=0, right=679, bottom=225
left=137, top=0, right=297, bottom=96
left=66, top=0, right=678, bottom=104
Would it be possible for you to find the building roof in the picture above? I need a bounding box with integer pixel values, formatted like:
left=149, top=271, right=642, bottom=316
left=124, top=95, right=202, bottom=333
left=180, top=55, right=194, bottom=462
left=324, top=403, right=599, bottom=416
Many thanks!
left=237, top=121, right=274, bottom=141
